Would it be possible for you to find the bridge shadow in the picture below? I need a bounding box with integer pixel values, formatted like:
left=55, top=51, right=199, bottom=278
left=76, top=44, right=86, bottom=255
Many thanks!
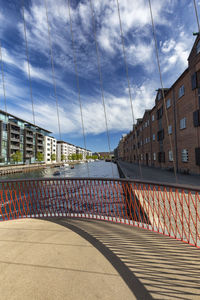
left=50, top=217, right=200, bottom=300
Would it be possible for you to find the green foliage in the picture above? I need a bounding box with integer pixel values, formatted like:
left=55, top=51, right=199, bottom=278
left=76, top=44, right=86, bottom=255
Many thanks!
left=68, top=155, right=72, bottom=160
left=61, top=154, right=66, bottom=161
left=71, top=153, right=77, bottom=160
left=36, top=152, right=44, bottom=162
left=92, top=155, right=98, bottom=160
left=51, top=153, right=56, bottom=161
left=12, top=151, right=22, bottom=163
left=77, top=154, right=83, bottom=160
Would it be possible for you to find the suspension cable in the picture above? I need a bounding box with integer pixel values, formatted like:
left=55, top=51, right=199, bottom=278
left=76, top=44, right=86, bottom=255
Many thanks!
left=0, top=41, right=7, bottom=113
left=89, top=0, right=114, bottom=177
left=21, top=0, right=35, bottom=125
left=66, top=0, right=89, bottom=176
left=148, top=0, right=178, bottom=182
left=44, top=0, right=62, bottom=141
left=116, top=0, right=142, bottom=178
left=193, top=0, right=200, bottom=32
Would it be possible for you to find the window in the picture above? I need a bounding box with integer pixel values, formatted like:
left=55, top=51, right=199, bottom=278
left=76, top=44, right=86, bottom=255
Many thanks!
left=166, top=99, right=171, bottom=109
left=157, top=106, right=163, bottom=120
left=158, top=152, right=165, bottom=163
left=197, top=40, right=200, bottom=54
left=181, top=149, right=188, bottom=162
left=180, top=117, right=186, bottom=129
left=152, top=114, right=155, bottom=122
left=179, top=85, right=185, bottom=98
left=145, top=122, right=147, bottom=128
left=195, top=148, right=200, bottom=166
left=140, top=140, right=142, bottom=146
left=140, top=127, right=142, bottom=132
left=147, top=120, right=149, bottom=126
left=153, top=153, right=156, bottom=161
left=168, top=125, right=172, bottom=135
left=191, top=73, right=197, bottom=90
left=193, top=110, right=200, bottom=127
left=157, top=129, right=164, bottom=141
left=141, top=154, right=143, bottom=160
left=169, top=150, right=173, bottom=161
left=152, top=134, right=155, bottom=141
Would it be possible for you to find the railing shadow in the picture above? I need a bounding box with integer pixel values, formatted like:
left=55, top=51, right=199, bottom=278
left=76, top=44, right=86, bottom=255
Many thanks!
left=50, top=217, right=200, bottom=300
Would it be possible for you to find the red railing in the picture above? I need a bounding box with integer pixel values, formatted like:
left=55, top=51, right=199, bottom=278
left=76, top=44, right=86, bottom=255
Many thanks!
left=0, top=177, right=200, bottom=247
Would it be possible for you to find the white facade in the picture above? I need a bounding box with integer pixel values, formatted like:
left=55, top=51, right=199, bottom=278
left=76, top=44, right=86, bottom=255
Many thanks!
left=57, top=141, right=76, bottom=162
left=44, top=136, right=57, bottom=163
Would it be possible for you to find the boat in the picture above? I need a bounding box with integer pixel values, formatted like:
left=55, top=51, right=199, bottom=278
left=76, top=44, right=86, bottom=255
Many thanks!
left=63, top=163, right=69, bottom=167
left=70, top=166, right=74, bottom=169
left=53, top=171, right=60, bottom=176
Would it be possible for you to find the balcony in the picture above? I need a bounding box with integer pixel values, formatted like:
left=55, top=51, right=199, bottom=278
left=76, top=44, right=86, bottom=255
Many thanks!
left=10, top=136, right=20, bottom=142
left=26, top=139, right=33, bottom=145
left=10, top=129, right=20, bottom=135
left=26, top=132, right=33, bottom=138
left=10, top=144, right=20, bottom=150
left=26, top=146, right=33, bottom=151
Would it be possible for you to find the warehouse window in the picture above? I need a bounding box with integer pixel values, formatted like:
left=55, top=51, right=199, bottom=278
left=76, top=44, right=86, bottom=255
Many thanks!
left=168, top=125, right=172, bottom=135
left=153, top=153, right=156, bottom=161
left=166, top=99, right=171, bottom=108
left=181, top=149, right=188, bottom=162
left=191, top=73, right=197, bottom=90
left=169, top=150, right=173, bottom=161
left=178, top=85, right=185, bottom=98
left=193, top=110, right=200, bottom=127
left=180, top=117, right=186, bottom=129
left=195, top=148, right=200, bottom=166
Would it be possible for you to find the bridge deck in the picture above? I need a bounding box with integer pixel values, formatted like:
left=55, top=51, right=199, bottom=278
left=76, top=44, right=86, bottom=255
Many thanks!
left=0, top=218, right=199, bottom=299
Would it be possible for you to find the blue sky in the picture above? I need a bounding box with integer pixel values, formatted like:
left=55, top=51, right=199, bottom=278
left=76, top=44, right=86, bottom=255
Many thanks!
left=0, top=0, right=198, bottom=152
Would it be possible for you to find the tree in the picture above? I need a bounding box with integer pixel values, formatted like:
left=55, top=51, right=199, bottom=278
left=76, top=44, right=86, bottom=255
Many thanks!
left=92, top=155, right=98, bottom=160
left=68, top=155, right=72, bottom=160
left=36, top=152, right=44, bottom=162
left=51, top=153, right=56, bottom=161
left=71, top=153, right=77, bottom=160
left=12, top=151, right=22, bottom=164
left=61, top=154, right=66, bottom=161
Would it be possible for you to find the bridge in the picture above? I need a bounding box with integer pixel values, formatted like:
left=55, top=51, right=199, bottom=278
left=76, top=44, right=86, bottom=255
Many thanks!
left=0, top=0, right=200, bottom=298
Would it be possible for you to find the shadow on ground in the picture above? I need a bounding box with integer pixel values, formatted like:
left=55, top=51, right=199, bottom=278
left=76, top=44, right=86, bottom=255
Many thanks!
left=51, top=217, right=200, bottom=300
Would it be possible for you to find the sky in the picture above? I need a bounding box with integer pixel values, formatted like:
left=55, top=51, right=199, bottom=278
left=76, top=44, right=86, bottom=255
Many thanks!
left=0, top=0, right=199, bottom=152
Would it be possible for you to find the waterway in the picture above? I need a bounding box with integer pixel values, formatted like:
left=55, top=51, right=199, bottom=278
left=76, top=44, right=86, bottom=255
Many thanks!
left=0, top=160, right=119, bottom=180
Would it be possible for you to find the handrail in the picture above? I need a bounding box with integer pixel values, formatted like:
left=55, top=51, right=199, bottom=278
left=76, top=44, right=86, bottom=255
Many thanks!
left=0, top=177, right=199, bottom=248
left=0, top=176, right=199, bottom=191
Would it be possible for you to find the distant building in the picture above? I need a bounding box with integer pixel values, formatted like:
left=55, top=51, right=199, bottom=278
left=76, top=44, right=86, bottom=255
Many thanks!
left=115, top=36, right=200, bottom=175
left=0, top=110, right=51, bottom=165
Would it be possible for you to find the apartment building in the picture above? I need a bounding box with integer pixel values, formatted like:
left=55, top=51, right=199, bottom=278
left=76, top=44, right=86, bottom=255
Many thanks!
left=44, top=136, right=57, bottom=163
left=0, top=110, right=51, bottom=165
left=56, top=141, right=76, bottom=162
left=116, top=36, right=200, bottom=175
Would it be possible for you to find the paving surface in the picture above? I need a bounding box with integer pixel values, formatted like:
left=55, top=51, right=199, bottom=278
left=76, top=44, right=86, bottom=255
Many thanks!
left=0, top=218, right=200, bottom=299
left=118, top=160, right=200, bottom=186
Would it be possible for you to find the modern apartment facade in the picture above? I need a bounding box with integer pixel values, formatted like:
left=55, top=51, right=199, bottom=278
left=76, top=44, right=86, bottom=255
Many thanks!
left=0, top=110, right=51, bottom=165
left=44, top=136, right=57, bottom=163
left=56, top=141, right=76, bottom=162
left=115, top=36, right=200, bottom=175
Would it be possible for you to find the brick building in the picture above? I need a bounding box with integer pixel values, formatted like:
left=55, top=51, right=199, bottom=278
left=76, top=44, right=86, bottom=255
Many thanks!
left=116, top=36, right=200, bottom=175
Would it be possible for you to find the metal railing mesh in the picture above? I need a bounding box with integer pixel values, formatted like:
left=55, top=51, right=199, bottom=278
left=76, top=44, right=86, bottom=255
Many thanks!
left=0, top=178, right=199, bottom=247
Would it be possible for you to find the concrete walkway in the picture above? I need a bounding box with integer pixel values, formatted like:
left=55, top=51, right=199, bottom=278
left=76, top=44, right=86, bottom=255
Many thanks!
left=118, top=160, right=200, bottom=186
left=0, top=218, right=199, bottom=299
left=0, top=219, right=134, bottom=300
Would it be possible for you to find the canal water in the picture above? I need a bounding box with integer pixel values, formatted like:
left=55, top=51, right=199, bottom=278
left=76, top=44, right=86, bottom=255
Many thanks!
left=0, top=160, right=119, bottom=180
